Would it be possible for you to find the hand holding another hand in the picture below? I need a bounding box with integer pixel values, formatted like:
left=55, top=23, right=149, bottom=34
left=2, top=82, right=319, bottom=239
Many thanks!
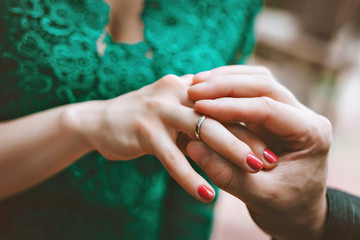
left=187, top=66, right=332, bottom=240
left=65, top=73, right=277, bottom=203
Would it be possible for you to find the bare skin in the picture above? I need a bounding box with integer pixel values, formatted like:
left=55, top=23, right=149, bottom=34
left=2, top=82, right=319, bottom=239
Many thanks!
left=1, top=3, right=278, bottom=203
left=187, top=65, right=331, bottom=240
left=105, top=0, right=145, bottom=43
left=0, top=0, right=148, bottom=200
left=0, top=68, right=278, bottom=201
left=1, top=2, right=330, bottom=239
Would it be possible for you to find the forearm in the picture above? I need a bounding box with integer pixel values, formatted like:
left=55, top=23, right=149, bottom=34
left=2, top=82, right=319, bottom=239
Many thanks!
left=0, top=102, right=94, bottom=200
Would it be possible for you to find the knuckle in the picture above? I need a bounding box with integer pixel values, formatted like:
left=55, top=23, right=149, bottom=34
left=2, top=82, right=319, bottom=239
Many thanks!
left=316, top=115, right=333, bottom=152
left=259, top=78, right=276, bottom=95
left=258, top=96, right=274, bottom=108
left=300, top=114, right=333, bottom=155
left=162, top=74, right=178, bottom=82
left=228, top=138, right=241, bottom=156
left=156, top=74, right=188, bottom=93
left=261, top=75, right=277, bottom=87
left=319, top=115, right=333, bottom=134
left=257, top=73, right=292, bottom=100
left=257, top=96, right=274, bottom=124
left=161, top=151, right=180, bottom=173
left=181, top=170, right=195, bottom=189
left=158, top=74, right=181, bottom=87
left=181, top=74, right=194, bottom=79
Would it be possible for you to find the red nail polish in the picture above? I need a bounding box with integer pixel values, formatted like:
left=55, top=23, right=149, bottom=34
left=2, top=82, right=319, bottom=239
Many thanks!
left=263, top=148, right=278, bottom=164
left=246, top=153, right=263, bottom=170
left=198, top=185, right=214, bottom=201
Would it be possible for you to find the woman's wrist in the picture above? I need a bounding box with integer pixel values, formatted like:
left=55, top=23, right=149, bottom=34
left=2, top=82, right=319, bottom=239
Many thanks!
left=60, top=101, right=105, bottom=154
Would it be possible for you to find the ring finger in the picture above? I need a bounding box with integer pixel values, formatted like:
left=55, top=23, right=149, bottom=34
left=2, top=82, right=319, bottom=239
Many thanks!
left=164, top=106, right=267, bottom=173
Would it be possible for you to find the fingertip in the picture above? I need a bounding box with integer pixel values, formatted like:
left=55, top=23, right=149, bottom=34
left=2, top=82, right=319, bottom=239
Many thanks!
left=246, top=152, right=264, bottom=173
left=263, top=148, right=278, bottom=163
left=197, top=184, right=216, bottom=202
left=262, top=148, right=279, bottom=170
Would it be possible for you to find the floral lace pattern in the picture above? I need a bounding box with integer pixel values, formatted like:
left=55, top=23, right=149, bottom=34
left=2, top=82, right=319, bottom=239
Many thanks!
left=0, top=0, right=262, bottom=239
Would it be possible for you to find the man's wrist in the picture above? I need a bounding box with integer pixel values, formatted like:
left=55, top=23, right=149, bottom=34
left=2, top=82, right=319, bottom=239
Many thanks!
left=274, top=192, right=327, bottom=240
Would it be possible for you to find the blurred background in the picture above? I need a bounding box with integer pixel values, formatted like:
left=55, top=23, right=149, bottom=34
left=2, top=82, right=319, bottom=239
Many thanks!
left=211, top=0, right=360, bottom=239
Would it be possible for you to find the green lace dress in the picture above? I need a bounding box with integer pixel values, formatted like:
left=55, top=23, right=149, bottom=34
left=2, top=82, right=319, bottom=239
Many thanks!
left=0, top=0, right=261, bottom=239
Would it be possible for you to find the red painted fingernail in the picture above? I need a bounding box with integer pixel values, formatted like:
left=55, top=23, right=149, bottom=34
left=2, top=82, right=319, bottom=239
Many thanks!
left=198, top=185, right=215, bottom=201
left=246, top=152, right=263, bottom=170
left=263, top=148, right=278, bottom=164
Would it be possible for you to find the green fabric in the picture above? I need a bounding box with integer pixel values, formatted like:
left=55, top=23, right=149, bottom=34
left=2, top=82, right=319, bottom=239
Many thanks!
left=0, top=0, right=262, bottom=239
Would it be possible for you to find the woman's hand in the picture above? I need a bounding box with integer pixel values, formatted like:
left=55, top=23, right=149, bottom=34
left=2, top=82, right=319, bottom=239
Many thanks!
left=65, top=74, right=269, bottom=202
left=186, top=66, right=332, bottom=239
